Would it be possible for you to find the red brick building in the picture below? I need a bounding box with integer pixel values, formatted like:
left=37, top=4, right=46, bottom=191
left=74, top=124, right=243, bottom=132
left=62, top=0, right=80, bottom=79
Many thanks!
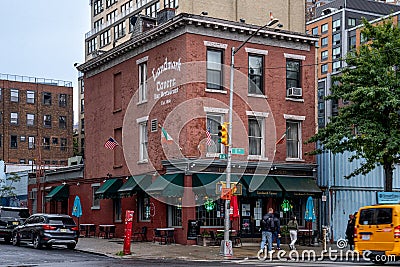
left=76, top=13, right=319, bottom=244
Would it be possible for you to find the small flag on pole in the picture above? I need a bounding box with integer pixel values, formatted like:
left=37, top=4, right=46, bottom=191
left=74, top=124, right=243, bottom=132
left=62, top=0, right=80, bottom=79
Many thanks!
left=276, top=127, right=289, bottom=145
left=104, top=137, right=119, bottom=150
left=206, top=127, right=212, bottom=146
left=160, top=124, right=173, bottom=144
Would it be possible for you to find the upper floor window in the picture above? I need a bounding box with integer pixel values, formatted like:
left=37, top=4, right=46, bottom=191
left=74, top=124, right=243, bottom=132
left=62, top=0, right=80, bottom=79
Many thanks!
left=93, top=0, right=103, bottom=16
left=145, top=2, right=160, bottom=18
left=28, top=136, right=35, bottom=149
left=60, top=138, right=67, bottom=151
left=94, top=18, right=103, bottom=29
left=286, top=120, right=302, bottom=159
left=121, top=1, right=133, bottom=12
left=333, top=61, right=341, bottom=72
left=286, top=60, right=301, bottom=89
left=333, top=33, right=341, bottom=45
left=88, top=38, right=97, bottom=54
left=321, top=37, right=328, bottom=47
left=43, top=92, right=52, bottom=105
left=44, top=115, right=52, bottom=127
left=80, top=79, right=85, bottom=94
left=81, top=118, right=85, bottom=133
left=27, top=90, right=35, bottom=104
left=43, top=137, right=50, bottom=150
left=248, top=54, right=264, bottom=94
left=10, top=135, right=17, bottom=149
left=59, top=94, right=67, bottom=107
left=206, top=49, right=223, bottom=90
left=59, top=116, right=67, bottom=129
left=106, top=9, right=117, bottom=21
left=114, top=22, right=125, bottom=40
left=164, top=0, right=179, bottom=8
left=106, top=0, right=117, bottom=8
left=100, top=30, right=111, bottom=47
left=206, top=114, right=223, bottom=154
left=321, top=50, right=328, bottom=61
left=81, top=99, right=84, bottom=113
left=139, top=62, right=147, bottom=102
left=332, top=19, right=341, bottom=31
left=321, top=23, right=328, bottom=33
left=10, top=89, right=19, bottom=102
left=348, top=18, right=356, bottom=27
left=27, top=113, right=35, bottom=126
left=332, top=47, right=341, bottom=59
left=349, top=36, right=356, bottom=50
left=321, top=64, right=328, bottom=74
left=11, top=112, right=18, bottom=125
left=248, top=117, right=264, bottom=156
left=312, top=27, right=318, bottom=35
left=0, top=88, right=2, bottom=101
left=139, top=121, right=148, bottom=161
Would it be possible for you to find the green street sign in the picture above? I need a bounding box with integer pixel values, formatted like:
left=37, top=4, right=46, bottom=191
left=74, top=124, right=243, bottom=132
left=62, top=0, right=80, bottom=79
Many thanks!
left=231, top=148, right=245, bottom=155
left=219, top=154, right=228, bottom=159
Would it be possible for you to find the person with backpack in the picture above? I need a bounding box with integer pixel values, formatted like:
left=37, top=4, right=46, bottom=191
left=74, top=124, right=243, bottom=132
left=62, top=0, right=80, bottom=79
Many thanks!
left=287, top=215, right=299, bottom=250
left=259, top=208, right=275, bottom=253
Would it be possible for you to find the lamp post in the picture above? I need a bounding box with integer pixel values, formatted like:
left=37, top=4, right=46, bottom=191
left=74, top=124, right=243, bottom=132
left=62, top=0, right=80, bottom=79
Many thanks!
left=222, top=17, right=279, bottom=257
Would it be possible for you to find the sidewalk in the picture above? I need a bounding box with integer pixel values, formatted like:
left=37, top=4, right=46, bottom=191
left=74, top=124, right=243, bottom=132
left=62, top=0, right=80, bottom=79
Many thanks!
left=75, top=237, right=339, bottom=261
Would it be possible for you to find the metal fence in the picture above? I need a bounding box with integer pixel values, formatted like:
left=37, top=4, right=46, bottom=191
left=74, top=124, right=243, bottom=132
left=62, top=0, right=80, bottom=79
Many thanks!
left=0, top=73, right=72, bottom=87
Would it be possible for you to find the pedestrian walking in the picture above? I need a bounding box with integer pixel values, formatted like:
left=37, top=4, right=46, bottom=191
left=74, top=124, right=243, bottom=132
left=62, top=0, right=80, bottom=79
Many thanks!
left=259, top=208, right=275, bottom=254
left=346, top=213, right=355, bottom=250
left=272, top=212, right=281, bottom=250
left=287, top=215, right=298, bottom=250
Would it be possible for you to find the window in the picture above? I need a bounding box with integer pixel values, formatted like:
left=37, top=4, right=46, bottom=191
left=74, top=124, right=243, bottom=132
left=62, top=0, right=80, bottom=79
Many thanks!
left=248, top=54, right=264, bottom=94
left=11, top=112, right=18, bottom=125
left=114, top=22, right=125, bottom=40
left=100, top=30, right=111, bottom=47
left=196, top=199, right=224, bottom=226
left=88, top=38, right=97, bottom=54
left=43, top=92, right=52, bottom=105
left=321, top=37, right=328, bottom=47
left=20, top=136, right=25, bottom=142
left=349, top=36, right=356, bottom=50
left=145, top=2, right=160, bottom=18
left=332, top=19, right=341, bottom=31
left=206, top=114, right=223, bottom=153
left=348, top=18, right=356, bottom=27
left=332, top=47, right=341, bottom=59
left=28, top=136, right=35, bottom=149
left=286, top=120, right=301, bottom=159
left=106, top=0, right=117, bottom=8
left=207, top=49, right=223, bottom=90
left=94, top=18, right=103, bottom=29
left=81, top=99, right=84, bottom=113
left=92, top=184, right=100, bottom=209
left=359, top=208, right=392, bottom=225
left=121, top=1, right=132, bottom=12
left=27, top=90, right=35, bottom=104
left=27, top=113, right=35, bottom=126
left=164, top=0, right=178, bottom=8
left=10, top=135, right=17, bottom=148
left=333, top=61, right=341, bottom=72
left=44, top=115, right=51, bottom=127
left=333, top=33, right=341, bottom=45
left=139, top=62, right=147, bottom=102
left=321, top=50, right=328, bottom=61
left=59, top=116, right=66, bottom=129
left=52, top=137, right=58, bottom=145
left=248, top=117, right=264, bottom=156
left=106, top=9, right=117, bottom=21
left=286, top=60, right=301, bottom=89
left=168, top=205, right=182, bottom=227
left=10, top=89, right=19, bottom=102
left=312, top=27, right=318, bottom=35
left=43, top=137, right=50, bottom=150
left=58, top=94, right=67, bottom=107
left=321, top=64, right=328, bottom=74
left=93, top=0, right=103, bottom=15
left=60, top=138, right=67, bottom=151
left=321, top=23, right=328, bottom=33
left=81, top=118, right=85, bottom=133
left=80, top=79, right=85, bottom=94
left=113, top=198, right=122, bottom=222
left=139, top=194, right=151, bottom=221
left=20, top=159, right=26, bottom=164
left=139, top=121, right=148, bottom=161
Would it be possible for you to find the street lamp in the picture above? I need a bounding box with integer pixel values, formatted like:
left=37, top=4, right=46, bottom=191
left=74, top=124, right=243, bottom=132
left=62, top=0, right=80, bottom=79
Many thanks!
left=222, top=16, right=279, bottom=257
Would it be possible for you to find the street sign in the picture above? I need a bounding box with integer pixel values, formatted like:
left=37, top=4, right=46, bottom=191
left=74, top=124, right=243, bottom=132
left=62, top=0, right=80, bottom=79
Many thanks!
left=219, top=154, right=228, bottom=159
left=231, top=148, right=245, bottom=155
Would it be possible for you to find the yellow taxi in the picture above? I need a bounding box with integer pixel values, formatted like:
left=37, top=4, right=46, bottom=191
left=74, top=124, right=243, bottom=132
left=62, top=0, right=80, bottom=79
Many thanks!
left=355, top=204, right=400, bottom=264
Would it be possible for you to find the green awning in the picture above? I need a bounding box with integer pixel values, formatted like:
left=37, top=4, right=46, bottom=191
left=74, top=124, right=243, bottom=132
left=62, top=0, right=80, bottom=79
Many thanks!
left=95, top=178, right=123, bottom=199
left=241, top=175, right=282, bottom=196
left=45, top=185, right=69, bottom=201
left=274, top=176, right=322, bottom=196
left=146, top=174, right=184, bottom=197
left=118, top=175, right=152, bottom=197
left=193, top=173, right=239, bottom=197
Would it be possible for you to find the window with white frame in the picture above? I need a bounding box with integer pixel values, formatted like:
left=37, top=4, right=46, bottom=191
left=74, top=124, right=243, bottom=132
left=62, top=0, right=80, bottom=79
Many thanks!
left=11, top=112, right=18, bottom=125
left=100, top=30, right=111, bottom=47
left=286, top=60, right=301, bottom=90
left=348, top=18, right=356, bottom=27
left=43, top=115, right=51, bottom=127
left=10, top=89, right=19, bottom=102
left=321, top=50, right=328, bottom=61
left=206, top=114, right=223, bottom=153
left=248, top=54, right=264, bottom=94
left=27, top=90, right=35, bottom=104
left=114, top=21, right=125, bottom=40
left=139, top=62, right=147, bottom=102
left=206, top=49, right=223, bottom=90
left=332, top=47, right=341, bottom=59
left=28, top=136, right=35, bottom=149
left=138, top=194, right=151, bottom=221
left=88, top=38, right=97, bottom=54
left=94, top=18, right=103, bottom=29
left=139, top=121, right=148, bottom=161
left=248, top=117, right=264, bottom=156
left=27, top=113, right=35, bottom=126
left=332, top=19, right=341, bottom=31
left=286, top=120, right=301, bottom=159
left=321, top=23, right=328, bottom=33
left=106, top=9, right=117, bottom=21
left=92, top=184, right=100, bottom=209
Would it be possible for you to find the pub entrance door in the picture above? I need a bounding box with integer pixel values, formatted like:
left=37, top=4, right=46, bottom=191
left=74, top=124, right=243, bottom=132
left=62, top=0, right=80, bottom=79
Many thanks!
left=240, top=198, right=263, bottom=238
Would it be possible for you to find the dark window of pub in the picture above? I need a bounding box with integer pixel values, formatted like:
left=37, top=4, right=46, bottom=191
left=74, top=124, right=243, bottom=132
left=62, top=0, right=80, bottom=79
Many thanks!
left=206, top=49, right=223, bottom=90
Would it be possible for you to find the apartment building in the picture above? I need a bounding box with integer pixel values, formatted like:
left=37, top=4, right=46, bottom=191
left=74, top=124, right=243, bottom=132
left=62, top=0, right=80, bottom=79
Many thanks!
left=0, top=74, right=74, bottom=166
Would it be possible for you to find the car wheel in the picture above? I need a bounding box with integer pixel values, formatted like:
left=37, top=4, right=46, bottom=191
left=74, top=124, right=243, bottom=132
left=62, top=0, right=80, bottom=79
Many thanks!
left=12, top=232, right=20, bottom=246
left=4, top=236, right=11, bottom=243
left=32, top=234, right=42, bottom=249
left=67, top=243, right=76, bottom=250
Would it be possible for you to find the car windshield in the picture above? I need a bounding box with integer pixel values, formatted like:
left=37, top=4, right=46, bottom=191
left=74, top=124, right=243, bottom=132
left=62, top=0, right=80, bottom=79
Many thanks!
left=0, top=209, right=29, bottom=219
left=48, top=217, right=76, bottom=225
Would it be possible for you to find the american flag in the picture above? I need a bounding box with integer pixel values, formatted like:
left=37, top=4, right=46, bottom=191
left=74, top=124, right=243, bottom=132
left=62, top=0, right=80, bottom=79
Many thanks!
left=104, top=137, right=119, bottom=150
left=206, top=127, right=212, bottom=146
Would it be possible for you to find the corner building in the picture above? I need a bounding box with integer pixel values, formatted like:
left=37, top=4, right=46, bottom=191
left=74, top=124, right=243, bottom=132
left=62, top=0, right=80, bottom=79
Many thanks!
left=79, top=14, right=319, bottom=244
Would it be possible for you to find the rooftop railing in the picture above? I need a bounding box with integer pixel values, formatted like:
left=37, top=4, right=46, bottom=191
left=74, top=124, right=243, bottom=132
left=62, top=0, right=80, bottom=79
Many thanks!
left=0, top=73, right=72, bottom=87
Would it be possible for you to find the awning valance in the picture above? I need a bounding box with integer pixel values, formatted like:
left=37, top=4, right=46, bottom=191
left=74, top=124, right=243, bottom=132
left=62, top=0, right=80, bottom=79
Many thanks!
left=45, top=185, right=69, bottom=201
left=193, top=173, right=239, bottom=197
left=274, top=176, right=321, bottom=196
left=118, top=175, right=152, bottom=197
left=95, top=178, right=123, bottom=199
left=241, top=175, right=282, bottom=196
left=146, top=174, right=184, bottom=197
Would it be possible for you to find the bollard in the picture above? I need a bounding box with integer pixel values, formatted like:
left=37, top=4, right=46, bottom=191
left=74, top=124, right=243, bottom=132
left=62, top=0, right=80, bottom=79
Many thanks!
left=322, top=228, right=327, bottom=251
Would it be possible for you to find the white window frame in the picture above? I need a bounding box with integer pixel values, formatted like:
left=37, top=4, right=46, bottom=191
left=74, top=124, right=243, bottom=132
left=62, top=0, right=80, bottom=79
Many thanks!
left=137, top=116, right=149, bottom=163
left=284, top=114, right=305, bottom=161
left=27, top=90, right=35, bottom=104
left=27, top=113, right=34, bottom=126
left=11, top=112, right=18, bottom=125
left=10, top=89, right=19, bottom=102
left=28, top=136, right=35, bottom=149
left=247, top=116, right=265, bottom=158
left=91, top=183, right=101, bottom=209
left=138, top=60, right=147, bottom=103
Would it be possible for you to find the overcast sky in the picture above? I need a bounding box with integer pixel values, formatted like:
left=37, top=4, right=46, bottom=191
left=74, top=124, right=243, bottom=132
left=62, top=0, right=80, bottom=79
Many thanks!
left=0, top=1, right=91, bottom=123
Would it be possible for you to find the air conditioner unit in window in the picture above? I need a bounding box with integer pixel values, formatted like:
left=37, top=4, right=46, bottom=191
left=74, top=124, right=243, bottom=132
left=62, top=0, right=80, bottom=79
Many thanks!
left=287, top=87, right=302, bottom=97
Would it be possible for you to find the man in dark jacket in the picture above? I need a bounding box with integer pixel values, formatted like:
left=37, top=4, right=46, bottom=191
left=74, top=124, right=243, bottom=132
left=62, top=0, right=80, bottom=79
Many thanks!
left=346, top=214, right=355, bottom=250
left=260, top=208, right=275, bottom=253
left=272, top=212, right=281, bottom=250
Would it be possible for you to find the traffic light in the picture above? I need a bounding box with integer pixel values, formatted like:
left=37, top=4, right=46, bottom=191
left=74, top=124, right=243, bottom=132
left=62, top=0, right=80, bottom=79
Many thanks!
left=218, top=122, right=229, bottom=146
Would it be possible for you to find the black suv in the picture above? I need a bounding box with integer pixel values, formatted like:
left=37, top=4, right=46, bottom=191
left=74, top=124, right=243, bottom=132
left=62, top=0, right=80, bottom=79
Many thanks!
left=0, top=206, right=30, bottom=243
left=12, top=213, right=79, bottom=249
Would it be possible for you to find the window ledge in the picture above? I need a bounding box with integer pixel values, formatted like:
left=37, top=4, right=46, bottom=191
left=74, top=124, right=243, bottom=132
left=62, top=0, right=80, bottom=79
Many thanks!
left=247, top=155, right=268, bottom=161
left=137, top=99, right=148, bottom=105
left=205, top=88, right=227, bottom=94
left=285, top=97, right=304, bottom=103
left=248, top=93, right=268, bottom=99
left=91, top=206, right=100, bottom=210
left=113, top=108, right=122, bottom=113
left=286, top=158, right=305, bottom=162
left=137, top=159, right=148, bottom=164
left=113, top=164, right=123, bottom=169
